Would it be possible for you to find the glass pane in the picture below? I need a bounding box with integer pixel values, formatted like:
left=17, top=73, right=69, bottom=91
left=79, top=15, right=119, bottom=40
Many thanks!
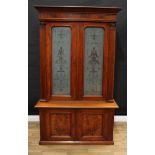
left=84, top=27, right=104, bottom=95
left=52, top=27, right=71, bottom=95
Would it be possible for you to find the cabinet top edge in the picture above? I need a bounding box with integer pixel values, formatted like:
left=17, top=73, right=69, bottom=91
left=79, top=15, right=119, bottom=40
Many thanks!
left=35, top=100, right=119, bottom=109
left=34, top=5, right=121, bottom=13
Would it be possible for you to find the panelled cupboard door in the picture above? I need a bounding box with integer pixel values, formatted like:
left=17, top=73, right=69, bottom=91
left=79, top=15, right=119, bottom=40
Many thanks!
left=46, top=23, right=78, bottom=100
left=40, top=109, right=76, bottom=141
left=78, top=23, right=109, bottom=100
left=76, top=109, right=114, bottom=141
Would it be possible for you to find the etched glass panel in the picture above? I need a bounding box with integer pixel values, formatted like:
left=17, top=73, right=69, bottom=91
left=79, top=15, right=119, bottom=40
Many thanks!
left=52, top=27, right=71, bottom=95
left=84, top=28, right=104, bottom=95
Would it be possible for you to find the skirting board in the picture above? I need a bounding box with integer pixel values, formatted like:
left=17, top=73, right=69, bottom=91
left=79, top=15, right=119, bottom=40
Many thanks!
left=28, top=115, right=127, bottom=122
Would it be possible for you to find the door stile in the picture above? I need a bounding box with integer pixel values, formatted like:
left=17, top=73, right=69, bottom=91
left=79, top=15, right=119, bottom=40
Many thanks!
left=78, top=23, right=84, bottom=99
left=71, top=23, right=79, bottom=100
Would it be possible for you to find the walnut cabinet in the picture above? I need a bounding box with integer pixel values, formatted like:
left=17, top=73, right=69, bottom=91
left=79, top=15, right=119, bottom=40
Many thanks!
left=34, top=6, right=121, bottom=144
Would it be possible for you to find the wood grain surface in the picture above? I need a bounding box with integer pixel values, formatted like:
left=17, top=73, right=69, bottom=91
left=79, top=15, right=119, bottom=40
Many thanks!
left=35, top=100, right=119, bottom=109
left=34, top=6, right=121, bottom=145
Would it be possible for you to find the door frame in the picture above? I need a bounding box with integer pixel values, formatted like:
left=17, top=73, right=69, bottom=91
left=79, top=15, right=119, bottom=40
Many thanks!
left=78, top=22, right=110, bottom=100
left=44, top=22, right=78, bottom=100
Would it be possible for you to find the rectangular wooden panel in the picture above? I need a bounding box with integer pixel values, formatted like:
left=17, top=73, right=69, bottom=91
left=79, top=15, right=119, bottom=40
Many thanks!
left=82, top=113, right=103, bottom=136
left=39, top=109, right=75, bottom=141
left=50, top=113, right=71, bottom=136
left=77, top=109, right=114, bottom=141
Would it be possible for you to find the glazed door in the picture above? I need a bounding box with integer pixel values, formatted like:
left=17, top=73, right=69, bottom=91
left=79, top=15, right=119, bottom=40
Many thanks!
left=78, top=23, right=109, bottom=100
left=42, top=22, right=113, bottom=101
left=46, top=22, right=78, bottom=100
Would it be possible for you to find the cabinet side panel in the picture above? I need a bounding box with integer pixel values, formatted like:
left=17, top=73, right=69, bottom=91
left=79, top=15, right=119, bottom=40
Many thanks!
left=39, top=109, right=49, bottom=140
left=102, top=109, right=114, bottom=141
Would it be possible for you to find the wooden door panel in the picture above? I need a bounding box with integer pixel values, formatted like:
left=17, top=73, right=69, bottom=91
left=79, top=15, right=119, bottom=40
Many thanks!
left=76, top=109, right=114, bottom=141
left=50, top=112, right=72, bottom=136
left=40, top=109, right=75, bottom=141
left=82, top=113, right=103, bottom=137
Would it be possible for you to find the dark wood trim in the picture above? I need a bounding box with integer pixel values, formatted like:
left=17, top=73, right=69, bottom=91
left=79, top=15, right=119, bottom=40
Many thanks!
left=39, top=22, right=48, bottom=100
left=76, top=23, right=80, bottom=99
left=34, top=5, right=121, bottom=13
left=39, top=140, right=114, bottom=145
left=38, top=18, right=117, bottom=23
left=34, top=6, right=121, bottom=23
left=106, top=23, right=116, bottom=99
left=102, top=23, right=109, bottom=99
left=78, top=24, right=84, bottom=99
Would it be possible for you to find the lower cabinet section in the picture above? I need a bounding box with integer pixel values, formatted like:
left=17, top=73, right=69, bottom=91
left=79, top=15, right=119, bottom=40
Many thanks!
left=39, top=108, right=114, bottom=144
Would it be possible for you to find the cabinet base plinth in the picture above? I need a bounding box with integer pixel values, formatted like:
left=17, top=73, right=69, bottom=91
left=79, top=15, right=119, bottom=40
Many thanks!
left=39, top=140, right=114, bottom=145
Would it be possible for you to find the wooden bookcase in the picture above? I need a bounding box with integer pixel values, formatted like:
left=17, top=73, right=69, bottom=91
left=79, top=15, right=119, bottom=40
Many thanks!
left=34, top=6, right=121, bottom=145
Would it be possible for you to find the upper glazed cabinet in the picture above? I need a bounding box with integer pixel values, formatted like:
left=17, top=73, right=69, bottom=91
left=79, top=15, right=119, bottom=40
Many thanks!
left=36, top=6, right=121, bottom=101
